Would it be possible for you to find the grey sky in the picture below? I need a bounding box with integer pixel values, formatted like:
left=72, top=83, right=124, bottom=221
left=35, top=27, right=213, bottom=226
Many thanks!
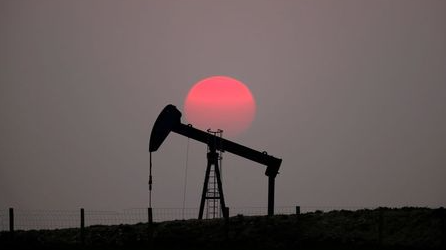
left=0, top=0, right=445, bottom=211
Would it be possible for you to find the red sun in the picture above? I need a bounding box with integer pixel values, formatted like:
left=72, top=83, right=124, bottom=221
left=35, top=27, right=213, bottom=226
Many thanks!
left=184, top=76, right=256, bottom=137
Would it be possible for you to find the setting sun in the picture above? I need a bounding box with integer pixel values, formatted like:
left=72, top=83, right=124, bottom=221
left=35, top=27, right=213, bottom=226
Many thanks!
left=184, top=76, right=256, bottom=137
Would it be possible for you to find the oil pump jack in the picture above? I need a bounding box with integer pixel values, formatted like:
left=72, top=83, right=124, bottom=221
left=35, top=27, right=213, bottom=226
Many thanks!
left=149, top=104, right=282, bottom=218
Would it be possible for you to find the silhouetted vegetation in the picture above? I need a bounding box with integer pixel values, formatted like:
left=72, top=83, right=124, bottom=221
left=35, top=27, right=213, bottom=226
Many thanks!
left=0, top=207, right=444, bottom=250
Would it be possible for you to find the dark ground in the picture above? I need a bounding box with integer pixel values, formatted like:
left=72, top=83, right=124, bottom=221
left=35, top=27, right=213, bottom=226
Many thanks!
left=0, top=207, right=445, bottom=250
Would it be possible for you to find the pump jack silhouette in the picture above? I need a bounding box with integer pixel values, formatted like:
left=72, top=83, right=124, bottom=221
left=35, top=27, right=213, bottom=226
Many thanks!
left=149, top=104, right=282, bottom=218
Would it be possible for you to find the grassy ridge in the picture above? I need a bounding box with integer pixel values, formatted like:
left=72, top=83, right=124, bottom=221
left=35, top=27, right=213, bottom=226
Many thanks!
left=0, top=207, right=445, bottom=250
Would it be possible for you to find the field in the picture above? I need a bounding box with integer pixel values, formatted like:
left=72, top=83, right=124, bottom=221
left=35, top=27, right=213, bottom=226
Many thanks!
left=0, top=207, right=444, bottom=250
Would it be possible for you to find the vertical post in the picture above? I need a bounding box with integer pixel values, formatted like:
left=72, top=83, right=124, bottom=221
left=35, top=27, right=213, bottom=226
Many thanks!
left=9, top=208, right=14, bottom=235
left=378, top=209, right=384, bottom=245
left=295, top=205, right=301, bottom=247
left=267, top=176, right=275, bottom=216
left=295, top=206, right=301, bottom=225
left=148, top=207, right=153, bottom=224
left=148, top=207, right=154, bottom=247
left=80, top=208, right=85, bottom=245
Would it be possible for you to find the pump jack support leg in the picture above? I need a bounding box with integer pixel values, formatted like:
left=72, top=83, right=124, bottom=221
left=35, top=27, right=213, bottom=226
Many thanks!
left=199, top=155, right=213, bottom=219
left=213, top=155, right=227, bottom=218
left=268, top=176, right=275, bottom=216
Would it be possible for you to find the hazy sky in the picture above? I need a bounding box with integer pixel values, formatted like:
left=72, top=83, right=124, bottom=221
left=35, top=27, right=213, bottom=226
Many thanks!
left=0, top=0, right=445, bottom=211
